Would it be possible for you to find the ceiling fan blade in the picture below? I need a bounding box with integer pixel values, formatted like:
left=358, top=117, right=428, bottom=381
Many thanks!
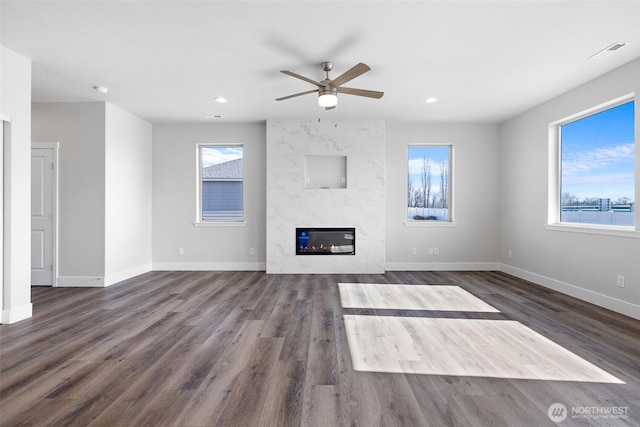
left=329, top=62, right=370, bottom=87
left=336, top=87, right=384, bottom=99
left=275, top=89, right=319, bottom=101
left=280, top=70, right=325, bottom=88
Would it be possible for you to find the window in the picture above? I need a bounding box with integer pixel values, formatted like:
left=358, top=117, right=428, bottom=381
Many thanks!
left=198, top=145, right=243, bottom=222
left=407, top=145, right=452, bottom=222
left=557, top=99, right=635, bottom=227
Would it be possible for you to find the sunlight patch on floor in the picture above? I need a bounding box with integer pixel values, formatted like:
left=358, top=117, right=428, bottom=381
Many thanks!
left=338, top=283, right=624, bottom=383
left=338, top=283, right=500, bottom=312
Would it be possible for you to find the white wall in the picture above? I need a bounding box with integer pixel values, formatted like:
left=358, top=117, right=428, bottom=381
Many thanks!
left=152, top=123, right=266, bottom=270
left=104, top=103, right=152, bottom=285
left=153, top=120, right=500, bottom=274
left=385, top=122, right=500, bottom=270
left=32, top=102, right=106, bottom=284
left=499, top=58, right=640, bottom=319
left=1, top=46, right=32, bottom=323
left=266, top=120, right=386, bottom=274
left=32, top=101, right=152, bottom=287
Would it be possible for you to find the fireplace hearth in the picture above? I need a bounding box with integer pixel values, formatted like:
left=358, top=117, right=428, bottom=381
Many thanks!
left=296, top=228, right=355, bottom=255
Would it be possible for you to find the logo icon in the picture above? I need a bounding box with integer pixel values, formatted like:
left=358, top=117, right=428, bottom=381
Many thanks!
left=548, top=403, right=568, bottom=423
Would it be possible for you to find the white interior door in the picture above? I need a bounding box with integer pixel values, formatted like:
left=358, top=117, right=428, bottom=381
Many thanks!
left=31, top=144, right=57, bottom=286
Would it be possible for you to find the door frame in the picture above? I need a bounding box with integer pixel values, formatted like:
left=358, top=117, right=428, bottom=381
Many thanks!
left=31, top=142, right=59, bottom=287
left=1, top=114, right=9, bottom=319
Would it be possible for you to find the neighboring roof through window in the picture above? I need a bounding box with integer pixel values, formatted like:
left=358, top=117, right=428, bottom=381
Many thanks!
left=202, top=158, right=242, bottom=180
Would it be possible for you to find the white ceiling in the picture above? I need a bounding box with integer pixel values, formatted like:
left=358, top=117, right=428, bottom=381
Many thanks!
left=2, top=0, right=639, bottom=124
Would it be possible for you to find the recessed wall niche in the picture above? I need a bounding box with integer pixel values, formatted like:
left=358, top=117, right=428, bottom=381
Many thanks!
left=304, top=155, right=347, bottom=189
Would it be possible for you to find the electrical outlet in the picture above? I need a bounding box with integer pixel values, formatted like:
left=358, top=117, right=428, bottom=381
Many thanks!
left=178, top=248, right=184, bottom=255
left=617, top=275, right=625, bottom=288
left=428, top=248, right=434, bottom=255
left=434, top=248, right=439, bottom=255
left=508, top=250, right=513, bottom=258
left=411, top=248, right=417, bottom=255
left=249, top=248, right=255, bottom=255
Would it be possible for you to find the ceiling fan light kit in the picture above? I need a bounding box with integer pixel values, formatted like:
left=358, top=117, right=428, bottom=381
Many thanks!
left=277, top=61, right=383, bottom=110
left=318, top=89, right=338, bottom=107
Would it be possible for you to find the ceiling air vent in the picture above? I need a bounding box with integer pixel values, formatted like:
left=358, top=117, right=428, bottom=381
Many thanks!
left=590, top=41, right=631, bottom=59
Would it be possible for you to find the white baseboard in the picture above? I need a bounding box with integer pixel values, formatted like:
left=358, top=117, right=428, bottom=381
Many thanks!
left=499, top=263, right=640, bottom=321
left=53, top=262, right=638, bottom=321
left=2, top=302, right=33, bottom=324
left=266, top=266, right=386, bottom=274
left=57, top=276, right=105, bottom=287
left=152, top=262, right=266, bottom=271
left=385, top=262, right=500, bottom=271
left=105, top=263, right=152, bottom=286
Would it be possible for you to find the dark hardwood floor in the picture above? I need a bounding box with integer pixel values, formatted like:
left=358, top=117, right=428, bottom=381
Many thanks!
left=1, top=270, right=639, bottom=426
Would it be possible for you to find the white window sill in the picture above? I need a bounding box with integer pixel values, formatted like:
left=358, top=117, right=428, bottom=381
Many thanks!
left=545, top=223, right=640, bottom=239
left=404, top=221, right=457, bottom=228
left=193, top=221, right=246, bottom=227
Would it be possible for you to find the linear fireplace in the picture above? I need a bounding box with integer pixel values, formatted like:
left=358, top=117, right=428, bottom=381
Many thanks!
left=296, top=228, right=356, bottom=255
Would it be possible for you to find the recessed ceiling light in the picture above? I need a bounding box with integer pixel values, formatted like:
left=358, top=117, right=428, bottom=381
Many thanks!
left=204, top=114, right=223, bottom=119
left=590, top=41, right=631, bottom=59
left=425, top=97, right=438, bottom=103
left=214, top=97, right=228, bottom=103
left=93, top=85, right=108, bottom=94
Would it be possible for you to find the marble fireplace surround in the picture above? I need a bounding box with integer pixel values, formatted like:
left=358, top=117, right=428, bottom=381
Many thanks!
left=266, top=120, right=386, bottom=274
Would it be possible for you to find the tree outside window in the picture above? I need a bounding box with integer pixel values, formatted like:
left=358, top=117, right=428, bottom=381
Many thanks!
left=407, top=145, right=451, bottom=221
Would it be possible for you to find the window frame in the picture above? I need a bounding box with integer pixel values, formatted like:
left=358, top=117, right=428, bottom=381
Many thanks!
left=405, top=144, right=455, bottom=227
left=195, top=143, right=245, bottom=226
left=547, top=94, right=638, bottom=237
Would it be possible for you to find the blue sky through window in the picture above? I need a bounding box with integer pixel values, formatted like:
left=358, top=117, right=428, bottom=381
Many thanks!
left=201, top=146, right=243, bottom=168
left=561, top=101, right=635, bottom=202
left=408, top=146, right=450, bottom=191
